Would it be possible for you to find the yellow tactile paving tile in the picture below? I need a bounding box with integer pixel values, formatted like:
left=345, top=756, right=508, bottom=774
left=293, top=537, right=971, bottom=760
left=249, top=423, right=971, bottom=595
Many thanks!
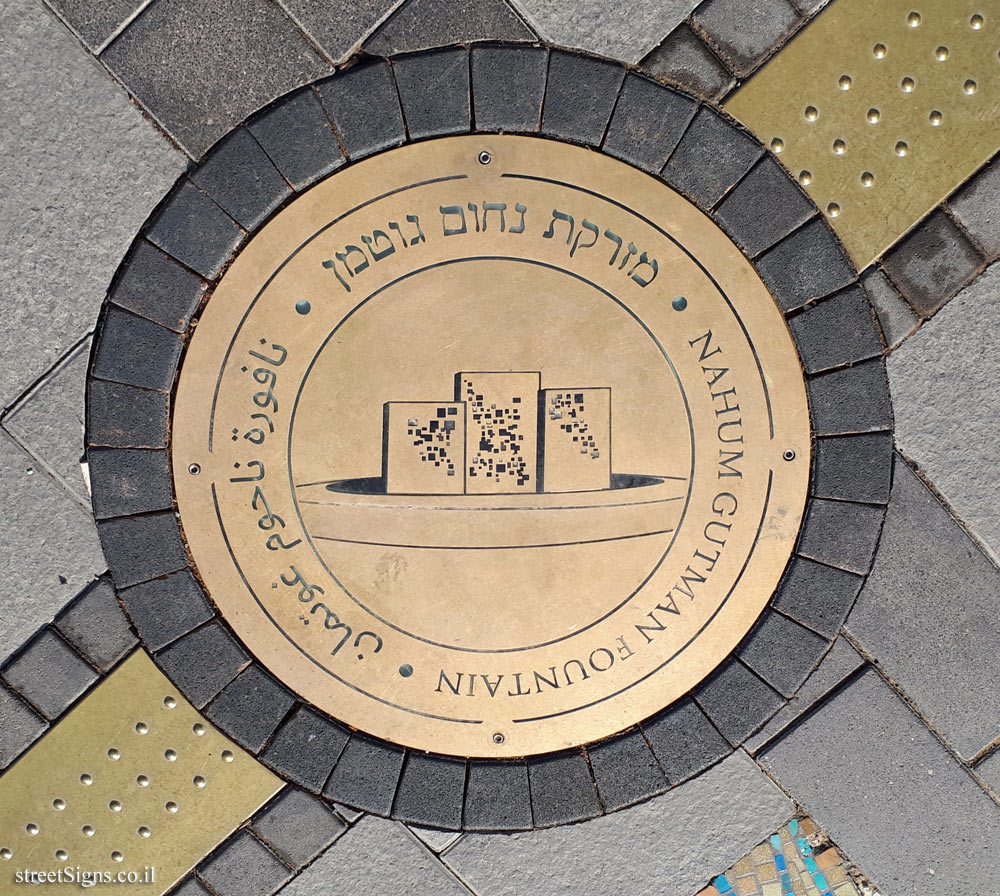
left=726, top=0, right=1000, bottom=269
left=0, top=651, right=282, bottom=894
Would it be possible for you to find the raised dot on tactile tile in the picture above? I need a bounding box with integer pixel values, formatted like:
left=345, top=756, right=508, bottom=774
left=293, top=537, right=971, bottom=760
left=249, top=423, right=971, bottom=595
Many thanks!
left=165, top=802, right=178, bottom=814
left=861, top=171, right=875, bottom=187
left=901, top=76, right=915, bottom=92
left=109, top=801, right=122, bottom=813
left=193, top=776, right=206, bottom=789
left=895, top=141, right=909, bottom=156
left=827, top=203, right=841, bottom=217
left=164, top=750, right=177, bottom=762
left=111, top=852, right=123, bottom=863
left=82, top=826, right=94, bottom=837
left=907, top=10, right=921, bottom=27
left=833, top=139, right=847, bottom=154
left=55, top=850, right=68, bottom=861
left=929, top=110, right=943, bottom=126
left=964, top=79, right=978, bottom=94
left=136, top=775, right=149, bottom=787
left=839, top=74, right=853, bottom=90
left=804, top=105, right=818, bottom=121
left=770, top=137, right=784, bottom=153
left=936, top=45, right=949, bottom=60
left=26, top=824, right=39, bottom=836
left=192, top=723, right=205, bottom=736
left=873, top=42, right=887, bottom=58
left=53, top=799, right=66, bottom=811
left=135, top=722, right=148, bottom=735
left=971, top=13, right=984, bottom=29
left=867, top=107, right=881, bottom=123
left=107, top=748, right=120, bottom=761
left=221, top=751, right=234, bottom=763
left=80, top=774, right=93, bottom=786
left=798, top=170, right=813, bottom=185
left=137, top=827, right=151, bottom=839
left=163, top=696, right=177, bottom=709
left=1, top=848, right=12, bottom=860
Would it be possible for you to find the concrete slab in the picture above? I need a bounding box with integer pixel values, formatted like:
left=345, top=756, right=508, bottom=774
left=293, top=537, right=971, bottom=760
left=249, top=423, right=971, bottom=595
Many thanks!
left=4, top=339, right=91, bottom=506
left=760, top=669, right=1000, bottom=896
left=846, top=457, right=1000, bottom=759
left=889, top=262, right=1000, bottom=564
left=0, top=431, right=105, bottom=664
left=443, top=751, right=793, bottom=896
left=513, top=0, right=698, bottom=64
left=0, top=0, right=185, bottom=410
left=279, top=816, right=471, bottom=895
left=278, top=0, right=403, bottom=63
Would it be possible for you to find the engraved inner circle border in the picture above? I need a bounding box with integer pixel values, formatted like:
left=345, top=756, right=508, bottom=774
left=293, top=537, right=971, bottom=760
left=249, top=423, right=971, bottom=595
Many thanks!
left=286, top=255, right=697, bottom=653
left=172, top=134, right=811, bottom=757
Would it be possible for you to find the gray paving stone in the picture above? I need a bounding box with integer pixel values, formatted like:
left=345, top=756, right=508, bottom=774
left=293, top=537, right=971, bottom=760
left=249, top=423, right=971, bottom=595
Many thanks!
left=514, top=0, right=698, bottom=64
left=772, top=556, right=863, bottom=639
left=882, top=210, right=984, bottom=317
left=168, top=878, right=212, bottom=896
left=55, top=577, right=137, bottom=672
left=889, top=262, right=1000, bottom=564
left=744, top=636, right=865, bottom=754
left=110, top=239, right=208, bottom=333
left=603, top=73, right=696, bottom=174
left=528, top=750, right=601, bottom=826
left=789, top=0, right=831, bottom=13
left=252, top=788, right=346, bottom=869
left=693, top=0, right=801, bottom=77
left=715, top=156, right=815, bottom=258
left=4, top=340, right=91, bottom=504
left=155, top=621, right=250, bottom=709
left=541, top=51, right=624, bottom=146
left=760, top=669, right=1000, bottom=896
left=260, top=704, right=350, bottom=793
left=847, top=458, right=1000, bottom=760
left=0, top=431, right=105, bottom=664
left=642, top=696, right=730, bottom=783
left=947, top=155, right=1000, bottom=259
left=86, top=379, right=168, bottom=450
left=392, top=47, right=470, bottom=140
left=587, top=728, right=666, bottom=811
left=796, top=498, right=884, bottom=575
left=279, top=816, right=469, bottom=896
left=787, top=285, right=884, bottom=374
left=756, top=218, right=857, bottom=312
left=693, top=658, right=784, bottom=745
left=92, top=307, right=183, bottom=393
left=407, top=825, right=462, bottom=852
left=316, top=60, right=405, bottom=160
left=88, top=448, right=172, bottom=519
left=661, top=106, right=762, bottom=210
left=392, top=753, right=466, bottom=829
left=463, top=760, right=532, bottom=831
left=205, top=664, right=296, bottom=753
left=323, top=732, right=405, bottom=815
left=862, top=267, right=918, bottom=349
left=0, top=0, right=184, bottom=411
left=118, top=570, right=214, bottom=652
left=45, top=0, right=144, bottom=50
left=2, top=628, right=97, bottom=720
left=143, top=181, right=244, bottom=281
left=976, top=749, right=1000, bottom=794
left=188, top=128, right=291, bottom=231
left=471, top=45, right=547, bottom=133
left=641, top=24, right=735, bottom=102
left=365, top=0, right=534, bottom=55
left=813, top=432, right=894, bottom=505
left=737, top=609, right=829, bottom=697
left=101, top=0, right=332, bottom=159
left=97, top=511, right=187, bottom=588
left=248, top=87, right=345, bottom=191
left=278, top=0, right=402, bottom=63
left=198, top=830, right=291, bottom=896
left=445, top=751, right=793, bottom=896
left=0, top=682, right=48, bottom=769
left=806, top=359, right=893, bottom=435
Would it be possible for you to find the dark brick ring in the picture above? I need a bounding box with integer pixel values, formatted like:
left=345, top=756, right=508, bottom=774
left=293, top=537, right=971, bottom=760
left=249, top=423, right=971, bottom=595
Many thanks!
left=85, top=43, right=893, bottom=831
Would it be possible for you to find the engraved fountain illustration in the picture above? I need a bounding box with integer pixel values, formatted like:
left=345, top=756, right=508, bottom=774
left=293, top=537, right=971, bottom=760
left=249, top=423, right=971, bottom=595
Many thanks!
left=296, top=372, right=685, bottom=551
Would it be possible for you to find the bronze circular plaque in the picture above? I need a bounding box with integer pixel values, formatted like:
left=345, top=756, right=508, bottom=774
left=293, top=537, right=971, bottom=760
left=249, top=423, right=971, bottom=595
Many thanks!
left=172, top=134, right=810, bottom=758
